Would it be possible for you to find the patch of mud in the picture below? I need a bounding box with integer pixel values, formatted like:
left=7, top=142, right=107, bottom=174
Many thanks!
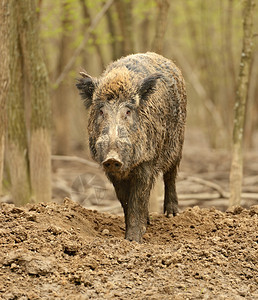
left=0, top=198, right=257, bottom=299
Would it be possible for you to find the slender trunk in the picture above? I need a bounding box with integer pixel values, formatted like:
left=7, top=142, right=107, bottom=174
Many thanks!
left=0, top=135, right=4, bottom=196
left=106, top=6, right=120, bottom=60
left=114, top=0, right=134, bottom=55
left=30, top=128, right=51, bottom=203
left=200, top=3, right=217, bottom=107
left=54, top=1, right=73, bottom=155
left=229, top=0, right=254, bottom=206
left=0, top=0, right=10, bottom=195
left=79, top=0, right=105, bottom=69
left=54, top=0, right=113, bottom=87
left=18, top=0, right=52, bottom=203
left=224, top=0, right=236, bottom=138
left=245, top=51, right=258, bottom=149
left=151, top=0, right=170, bottom=54
left=7, top=0, right=31, bottom=205
left=139, top=15, right=150, bottom=52
left=183, top=0, right=202, bottom=62
left=225, top=0, right=236, bottom=90
left=219, top=0, right=235, bottom=138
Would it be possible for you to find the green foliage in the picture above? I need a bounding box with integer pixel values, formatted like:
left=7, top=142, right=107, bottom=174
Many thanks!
left=133, top=0, right=156, bottom=20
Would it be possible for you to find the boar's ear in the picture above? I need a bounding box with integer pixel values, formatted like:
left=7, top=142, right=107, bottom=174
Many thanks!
left=76, top=72, right=96, bottom=109
left=138, top=73, right=163, bottom=102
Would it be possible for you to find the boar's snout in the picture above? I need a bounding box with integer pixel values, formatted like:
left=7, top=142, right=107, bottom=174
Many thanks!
left=103, top=158, right=122, bottom=172
left=102, top=150, right=123, bottom=173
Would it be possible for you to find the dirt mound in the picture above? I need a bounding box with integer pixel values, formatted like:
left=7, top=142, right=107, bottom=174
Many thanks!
left=0, top=198, right=257, bottom=299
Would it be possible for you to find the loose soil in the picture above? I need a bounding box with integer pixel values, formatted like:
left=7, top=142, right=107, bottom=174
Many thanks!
left=0, top=198, right=257, bottom=299
left=1, top=130, right=258, bottom=299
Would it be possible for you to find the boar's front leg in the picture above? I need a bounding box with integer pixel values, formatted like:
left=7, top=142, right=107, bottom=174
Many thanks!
left=113, top=179, right=130, bottom=222
left=125, top=169, right=153, bottom=242
left=163, top=165, right=179, bottom=217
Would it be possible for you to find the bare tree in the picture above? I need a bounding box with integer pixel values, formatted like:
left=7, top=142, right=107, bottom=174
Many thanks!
left=18, top=0, right=52, bottom=203
left=80, top=0, right=105, bottom=69
left=106, top=5, right=120, bottom=60
left=54, top=0, right=113, bottom=87
left=149, top=0, right=171, bottom=211
left=54, top=1, right=74, bottom=155
left=114, top=0, right=135, bottom=55
left=225, top=0, right=236, bottom=91
left=0, top=0, right=10, bottom=196
left=7, top=1, right=31, bottom=205
left=139, top=12, right=151, bottom=53
left=245, top=50, right=258, bottom=148
left=229, top=0, right=255, bottom=206
left=151, top=0, right=170, bottom=54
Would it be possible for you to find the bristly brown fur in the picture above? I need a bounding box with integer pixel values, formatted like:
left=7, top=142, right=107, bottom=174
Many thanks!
left=95, top=67, right=134, bottom=102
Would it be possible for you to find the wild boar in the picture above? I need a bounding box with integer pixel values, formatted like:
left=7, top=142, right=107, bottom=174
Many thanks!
left=76, top=52, right=187, bottom=242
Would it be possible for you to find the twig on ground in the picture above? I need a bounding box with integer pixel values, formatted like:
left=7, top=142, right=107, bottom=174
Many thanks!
left=178, top=193, right=221, bottom=200
left=179, top=175, right=258, bottom=201
left=51, top=155, right=98, bottom=168
left=186, top=176, right=229, bottom=198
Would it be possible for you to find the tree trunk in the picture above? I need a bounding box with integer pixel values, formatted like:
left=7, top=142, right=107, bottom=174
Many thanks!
left=245, top=50, right=258, bottom=149
left=139, top=13, right=150, bottom=52
left=225, top=0, right=236, bottom=90
left=114, top=0, right=134, bottom=55
left=150, top=0, right=170, bottom=210
left=0, top=130, right=4, bottom=196
left=54, top=1, right=73, bottom=155
left=151, top=0, right=170, bottom=54
left=7, top=1, right=31, bottom=205
left=221, top=0, right=236, bottom=139
left=18, top=0, right=52, bottom=203
left=105, top=5, right=120, bottom=60
left=229, top=0, right=254, bottom=207
left=80, top=0, right=105, bottom=69
left=0, top=0, right=10, bottom=196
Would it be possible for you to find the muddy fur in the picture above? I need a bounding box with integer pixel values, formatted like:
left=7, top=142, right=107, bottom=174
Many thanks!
left=76, top=52, right=187, bottom=242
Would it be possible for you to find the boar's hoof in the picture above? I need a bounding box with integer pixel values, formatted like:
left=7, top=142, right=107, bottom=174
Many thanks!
left=125, top=226, right=146, bottom=243
left=102, top=158, right=122, bottom=173
left=164, top=202, right=179, bottom=218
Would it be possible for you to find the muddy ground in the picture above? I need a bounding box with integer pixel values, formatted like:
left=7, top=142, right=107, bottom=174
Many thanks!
left=1, top=130, right=258, bottom=299
left=0, top=198, right=257, bottom=300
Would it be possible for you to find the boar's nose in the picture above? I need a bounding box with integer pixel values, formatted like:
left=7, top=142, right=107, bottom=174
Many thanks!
left=103, top=158, right=122, bottom=172
left=102, top=151, right=123, bottom=172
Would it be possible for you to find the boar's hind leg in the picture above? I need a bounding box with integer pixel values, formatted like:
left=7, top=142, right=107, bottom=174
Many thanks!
left=163, top=166, right=179, bottom=217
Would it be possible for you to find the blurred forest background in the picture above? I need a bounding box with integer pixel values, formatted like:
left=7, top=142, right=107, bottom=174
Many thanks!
left=1, top=0, right=258, bottom=208
left=39, top=0, right=258, bottom=151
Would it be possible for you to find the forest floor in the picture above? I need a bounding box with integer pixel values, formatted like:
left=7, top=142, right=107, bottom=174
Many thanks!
left=1, top=130, right=258, bottom=299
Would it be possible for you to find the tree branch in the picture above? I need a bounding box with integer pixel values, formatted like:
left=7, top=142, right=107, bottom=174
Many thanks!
left=54, top=0, right=114, bottom=88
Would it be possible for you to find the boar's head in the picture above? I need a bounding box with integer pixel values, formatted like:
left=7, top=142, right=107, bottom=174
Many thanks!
left=76, top=68, right=162, bottom=179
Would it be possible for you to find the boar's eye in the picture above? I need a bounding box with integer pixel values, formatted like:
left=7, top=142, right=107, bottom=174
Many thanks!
left=126, top=109, right=131, bottom=116
left=99, top=109, right=104, bottom=116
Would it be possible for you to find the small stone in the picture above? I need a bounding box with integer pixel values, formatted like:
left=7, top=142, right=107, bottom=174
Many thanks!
left=102, top=229, right=109, bottom=235
left=10, top=207, right=24, bottom=214
left=226, top=206, right=243, bottom=215
left=26, top=213, right=37, bottom=222
left=144, top=267, right=154, bottom=273
left=63, top=243, right=78, bottom=256
left=10, top=263, right=18, bottom=270
left=250, top=205, right=258, bottom=216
